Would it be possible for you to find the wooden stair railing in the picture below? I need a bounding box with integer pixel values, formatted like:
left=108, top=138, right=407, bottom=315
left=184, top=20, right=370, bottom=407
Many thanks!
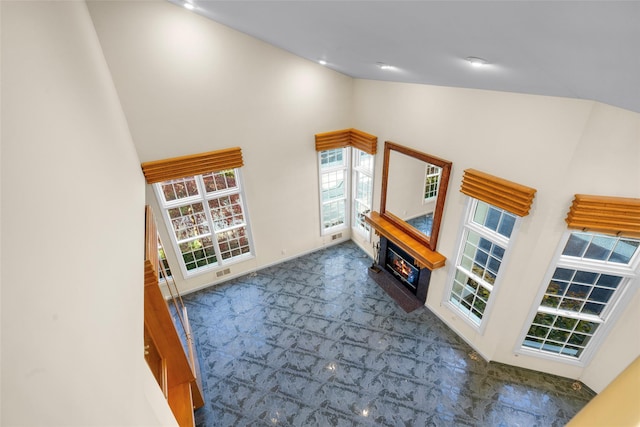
left=144, top=206, right=204, bottom=426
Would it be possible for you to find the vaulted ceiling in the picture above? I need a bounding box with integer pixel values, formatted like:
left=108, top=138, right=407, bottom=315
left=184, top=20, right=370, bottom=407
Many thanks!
left=170, top=1, right=640, bottom=113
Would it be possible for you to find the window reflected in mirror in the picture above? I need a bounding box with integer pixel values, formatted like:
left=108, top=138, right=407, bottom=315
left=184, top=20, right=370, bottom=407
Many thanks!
left=380, top=141, right=452, bottom=251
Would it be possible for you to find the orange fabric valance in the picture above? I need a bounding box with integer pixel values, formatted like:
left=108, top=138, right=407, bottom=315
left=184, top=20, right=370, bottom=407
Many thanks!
left=314, top=128, right=377, bottom=155
left=566, top=194, right=640, bottom=238
left=460, top=168, right=536, bottom=217
left=141, top=147, right=243, bottom=184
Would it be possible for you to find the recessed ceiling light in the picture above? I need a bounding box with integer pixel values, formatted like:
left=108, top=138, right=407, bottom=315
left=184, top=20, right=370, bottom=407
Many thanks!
left=183, top=2, right=195, bottom=10
left=466, top=57, right=489, bottom=68
left=318, top=59, right=327, bottom=66
left=377, top=62, right=395, bottom=70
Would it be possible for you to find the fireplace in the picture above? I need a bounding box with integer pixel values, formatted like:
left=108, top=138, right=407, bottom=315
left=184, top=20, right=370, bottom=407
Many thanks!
left=385, top=242, right=420, bottom=294
left=369, top=236, right=432, bottom=312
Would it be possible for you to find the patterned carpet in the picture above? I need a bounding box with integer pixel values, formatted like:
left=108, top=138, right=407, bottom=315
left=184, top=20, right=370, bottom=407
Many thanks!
left=183, top=241, right=594, bottom=426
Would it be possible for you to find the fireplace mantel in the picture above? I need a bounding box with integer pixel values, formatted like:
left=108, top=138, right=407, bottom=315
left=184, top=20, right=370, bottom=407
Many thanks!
left=365, top=211, right=446, bottom=270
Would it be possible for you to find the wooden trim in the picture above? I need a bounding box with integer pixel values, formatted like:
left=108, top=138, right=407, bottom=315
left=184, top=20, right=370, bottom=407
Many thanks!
left=141, top=147, right=243, bottom=184
left=315, top=129, right=351, bottom=151
left=566, top=194, right=640, bottom=238
left=460, top=168, right=536, bottom=217
left=144, top=206, right=204, bottom=426
left=145, top=206, right=158, bottom=277
left=379, top=141, right=452, bottom=252
left=365, top=211, right=446, bottom=270
left=349, top=128, right=377, bottom=154
left=314, top=128, right=377, bottom=154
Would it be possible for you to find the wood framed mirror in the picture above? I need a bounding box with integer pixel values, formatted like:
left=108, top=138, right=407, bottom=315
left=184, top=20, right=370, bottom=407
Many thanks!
left=380, top=141, right=452, bottom=251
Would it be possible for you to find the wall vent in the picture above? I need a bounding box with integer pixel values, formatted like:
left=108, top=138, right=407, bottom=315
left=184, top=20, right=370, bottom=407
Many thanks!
left=331, top=232, right=343, bottom=241
left=216, top=268, right=231, bottom=278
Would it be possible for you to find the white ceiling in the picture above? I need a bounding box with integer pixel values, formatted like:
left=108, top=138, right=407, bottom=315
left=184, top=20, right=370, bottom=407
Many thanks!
left=174, top=1, right=640, bottom=113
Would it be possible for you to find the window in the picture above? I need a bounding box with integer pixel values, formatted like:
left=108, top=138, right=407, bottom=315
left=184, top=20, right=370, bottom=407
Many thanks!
left=318, top=147, right=375, bottom=238
left=154, top=169, right=253, bottom=277
left=158, top=236, right=172, bottom=280
left=319, top=148, right=349, bottom=232
left=352, top=149, right=374, bottom=237
left=424, top=163, right=441, bottom=201
left=447, top=199, right=518, bottom=328
left=520, top=231, right=639, bottom=361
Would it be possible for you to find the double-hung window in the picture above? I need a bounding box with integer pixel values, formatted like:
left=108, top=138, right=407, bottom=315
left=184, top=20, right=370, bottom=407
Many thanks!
left=447, top=199, right=518, bottom=328
left=520, top=231, right=639, bottom=362
left=154, top=169, right=253, bottom=277
left=352, top=149, right=374, bottom=238
left=315, top=128, right=378, bottom=239
left=319, top=148, right=350, bottom=232
left=424, top=163, right=441, bottom=202
left=318, top=147, right=375, bottom=238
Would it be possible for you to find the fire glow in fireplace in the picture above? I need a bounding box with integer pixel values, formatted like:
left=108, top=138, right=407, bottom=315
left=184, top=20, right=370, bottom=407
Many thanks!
left=385, top=242, right=420, bottom=294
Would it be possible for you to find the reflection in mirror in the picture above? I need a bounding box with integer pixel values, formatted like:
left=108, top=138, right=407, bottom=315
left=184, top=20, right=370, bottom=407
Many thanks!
left=386, top=151, right=442, bottom=237
left=380, top=141, right=452, bottom=251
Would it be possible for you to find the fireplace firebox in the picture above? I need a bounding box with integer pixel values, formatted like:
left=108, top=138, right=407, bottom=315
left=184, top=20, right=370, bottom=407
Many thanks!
left=369, top=236, right=432, bottom=312
left=386, top=242, right=420, bottom=294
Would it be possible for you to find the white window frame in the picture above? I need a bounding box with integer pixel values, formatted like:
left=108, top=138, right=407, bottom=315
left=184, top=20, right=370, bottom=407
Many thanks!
left=154, top=169, right=254, bottom=279
left=444, top=198, right=520, bottom=333
left=516, top=230, right=640, bottom=366
left=352, top=148, right=375, bottom=240
left=318, top=148, right=350, bottom=235
left=423, top=163, right=442, bottom=203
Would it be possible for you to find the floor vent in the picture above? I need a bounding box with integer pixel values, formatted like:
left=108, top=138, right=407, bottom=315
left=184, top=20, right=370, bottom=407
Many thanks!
left=332, top=232, right=343, bottom=241
left=216, top=268, right=231, bottom=278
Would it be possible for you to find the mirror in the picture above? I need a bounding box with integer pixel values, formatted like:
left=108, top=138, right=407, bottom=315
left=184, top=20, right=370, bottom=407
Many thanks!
left=380, top=141, right=452, bottom=251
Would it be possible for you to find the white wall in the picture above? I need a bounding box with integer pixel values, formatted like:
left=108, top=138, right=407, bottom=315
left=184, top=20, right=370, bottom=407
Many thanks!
left=353, top=79, right=640, bottom=392
left=1, top=2, right=176, bottom=425
left=87, top=0, right=355, bottom=294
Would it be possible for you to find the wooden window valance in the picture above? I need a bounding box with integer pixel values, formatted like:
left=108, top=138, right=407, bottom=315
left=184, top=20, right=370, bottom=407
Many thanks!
left=460, top=168, right=536, bottom=217
left=566, top=194, right=640, bottom=238
left=141, top=147, right=243, bottom=184
left=314, top=128, right=377, bottom=155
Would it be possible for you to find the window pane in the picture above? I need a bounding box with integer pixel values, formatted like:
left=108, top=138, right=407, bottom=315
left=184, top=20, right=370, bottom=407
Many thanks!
left=498, top=214, right=516, bottom=238
left=322, top=200, right=346, bottom=229
left=355, top=174, right=372, bottom=200
left=473, top=201, right=489, bottom=225
left=320, top=148, right=345, bottom=169
left=485, top=207, right=501, bottom=231
left=424, top=164, right=441, bottom=200
left=472, top=201, right=515, bottom=238
left=179, top=236, right=216, bottom=271
left=321, top=170, right=345, bottom=202
left=202, top=170, right=238, bottom=193
left=562, top=233, right=639, bottom=265
left=542, top=267, right=624, bottom=316
left=168, top=203, right=209, bottom=241
left=354, top=150, right=373, bottom=171
left=450, top=268, right=491, bottom=325
left=573, top=271, right=598, bottom=285
left=610, top=239, right=640, bottom=264
left=553, top=267, right=574, bottom=281
left=584, top=236, right=616, bottom=261
left=354, top=200, right=371, bottom=233
left=217, top=227, right=251, bottom=260
left=161, top=176, right=199, bottom=202
left=208, top=194, right=245, bottom=231
left=596, top=274, right=622, bottom=289
left=562, top=233, right=590, bottom=257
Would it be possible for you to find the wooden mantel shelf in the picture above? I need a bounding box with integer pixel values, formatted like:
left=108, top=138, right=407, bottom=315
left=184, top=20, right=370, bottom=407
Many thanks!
left=365, top=211, right=446, bottom=270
